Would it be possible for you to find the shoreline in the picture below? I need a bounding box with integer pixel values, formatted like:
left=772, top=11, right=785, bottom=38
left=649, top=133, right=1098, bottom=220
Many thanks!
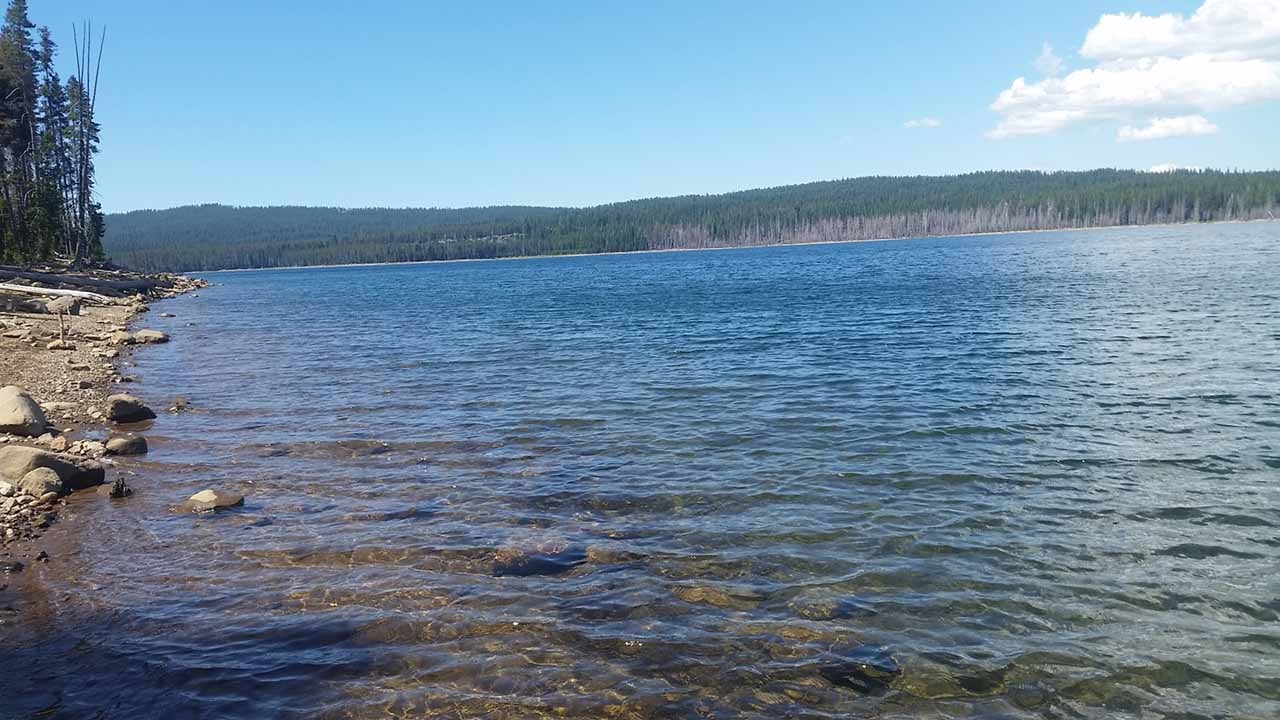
left=197, top=217, right=1278, bottom=274
left=1, top=267, right=206, bottom=577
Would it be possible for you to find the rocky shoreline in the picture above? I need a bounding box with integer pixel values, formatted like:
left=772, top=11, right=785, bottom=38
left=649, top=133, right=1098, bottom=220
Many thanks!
left=0, top=265, right=207, bottom=577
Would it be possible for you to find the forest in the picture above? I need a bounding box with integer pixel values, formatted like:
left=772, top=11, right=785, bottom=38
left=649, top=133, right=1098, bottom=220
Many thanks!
left=105, top=169, right=1280, bottom=272
left=0, top=0, right=104, bottom=265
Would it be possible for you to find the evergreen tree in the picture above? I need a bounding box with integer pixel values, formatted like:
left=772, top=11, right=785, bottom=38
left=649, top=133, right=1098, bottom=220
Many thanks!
left=0, top=0, right=102, bottom=265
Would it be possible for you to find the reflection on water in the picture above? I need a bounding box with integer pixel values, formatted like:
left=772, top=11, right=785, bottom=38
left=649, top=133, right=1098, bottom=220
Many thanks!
left=2, top=224, right=1279, bottom=719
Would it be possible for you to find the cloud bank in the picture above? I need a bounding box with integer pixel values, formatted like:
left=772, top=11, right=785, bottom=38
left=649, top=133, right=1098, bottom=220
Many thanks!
left=989, top=0, right=1280, bottom=140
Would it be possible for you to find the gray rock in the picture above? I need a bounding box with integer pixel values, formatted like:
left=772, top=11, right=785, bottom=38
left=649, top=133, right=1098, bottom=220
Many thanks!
left=133, top=329, right=169, bottom=344
left=0, top=445, right=105, bottom=491
left=0, top=386, right=48, bottom=437
left=182, top=489, right=244, bottom=513
left=105, top=436, right=148, bottom=456
left=19, top=467, right=63, bottom=497
left=45, top=339, right=75, bottom=351
left=105, top=394, right=156, bottom=423
left=0, top=480, right=13, bottom=497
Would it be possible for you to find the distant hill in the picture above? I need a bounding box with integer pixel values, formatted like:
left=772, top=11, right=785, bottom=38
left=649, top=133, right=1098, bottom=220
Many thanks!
left=104, top=169, right=1280, bottom=272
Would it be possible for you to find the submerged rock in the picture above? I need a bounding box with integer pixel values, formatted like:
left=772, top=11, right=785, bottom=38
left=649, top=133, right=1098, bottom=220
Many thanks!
left=673, top=584, right=767, bottom=610
left=819, top=646, right=902, bottom=695
left=0, top=386, right=48, bottom=437
left=182, top=489, right=244, bottom=513
left=493, top=544, right=587, bottom=577
left=0, top=445, right=104, bottom=491
left=105, top=436, right=148, bottom=456
left=106, top=394, right=156, bottom=423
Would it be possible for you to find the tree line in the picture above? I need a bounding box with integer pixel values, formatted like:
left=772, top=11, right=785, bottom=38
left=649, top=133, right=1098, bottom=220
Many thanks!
left=105, top=169, right=1280, bottom=272
left=0, top=0, right=104, bottom=265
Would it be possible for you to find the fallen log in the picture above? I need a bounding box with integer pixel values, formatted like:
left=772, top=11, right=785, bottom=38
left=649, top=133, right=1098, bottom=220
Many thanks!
left=0, top=266, right=159, bottom=292
left=0, top=282, right=114, bottom=304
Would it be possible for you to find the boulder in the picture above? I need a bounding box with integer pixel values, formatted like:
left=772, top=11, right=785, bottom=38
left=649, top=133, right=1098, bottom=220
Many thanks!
left=182, top=489, right=243, bottom=513
left=0, top=386, right=48, bottom=437
left=19, top=467, right=64, bottom=497
left=105, top=394, right=156, bottom=423
left=105, top=436, right=148, bottom=456
left=133, top=329, right=169, bottom=344
left=0, top=445, right=105, bottom=491
left=0, top=480, right=13, bottom=497
left=109, top=331, right=134, bottom=346
left=46, top=339, right=75, bottom=351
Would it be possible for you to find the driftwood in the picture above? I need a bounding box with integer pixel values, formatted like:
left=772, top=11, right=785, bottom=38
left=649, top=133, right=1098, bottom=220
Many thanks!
left=0, top=266, right=158, bottom=292
left=0, top=282, right=113, bottom=304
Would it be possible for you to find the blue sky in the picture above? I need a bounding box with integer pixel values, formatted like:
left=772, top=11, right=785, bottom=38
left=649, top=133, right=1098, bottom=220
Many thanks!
left=35, top=0, right=1280, bottom=212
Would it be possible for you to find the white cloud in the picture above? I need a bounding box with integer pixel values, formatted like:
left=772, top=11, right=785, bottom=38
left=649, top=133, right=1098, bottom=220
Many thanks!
left=903, top=117, right=943, bottom=129
left=1146, top=163, right=1204, bottom=172
left=1117, top=114, right=1219, bottom=141
left=1081, top=0, right=1280, bottom=61
left=1034, top=42, right=1063, bottom=77
left=988, top=0, right=1280, bottom=139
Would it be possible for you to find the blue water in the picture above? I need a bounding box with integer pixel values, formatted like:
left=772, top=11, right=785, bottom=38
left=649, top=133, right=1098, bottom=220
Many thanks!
left=3, top=224, right=1279, bottom=719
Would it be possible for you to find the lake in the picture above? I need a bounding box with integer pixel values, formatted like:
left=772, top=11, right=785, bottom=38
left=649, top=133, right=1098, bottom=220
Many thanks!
left=3, top=224, right=1278, bottom=719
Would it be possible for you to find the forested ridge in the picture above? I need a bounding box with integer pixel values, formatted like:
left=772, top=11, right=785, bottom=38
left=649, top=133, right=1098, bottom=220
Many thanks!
left=0, top=0, right=105, bottom=265
left=105, top=169, right=1280, bottom=272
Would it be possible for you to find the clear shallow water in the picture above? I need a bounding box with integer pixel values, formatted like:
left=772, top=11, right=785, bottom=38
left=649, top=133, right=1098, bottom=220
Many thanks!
left=3, top=224, right=1279, bottom=719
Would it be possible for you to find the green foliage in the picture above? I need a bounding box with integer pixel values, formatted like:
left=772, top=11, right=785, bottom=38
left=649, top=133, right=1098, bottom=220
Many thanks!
left=105, top=169, right=1280, bottom=272
left=0, top=0, right=100, bottom=265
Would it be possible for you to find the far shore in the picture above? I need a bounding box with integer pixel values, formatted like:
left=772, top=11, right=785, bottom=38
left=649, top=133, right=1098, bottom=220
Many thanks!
left=196, top=217, right=1278, bottom=275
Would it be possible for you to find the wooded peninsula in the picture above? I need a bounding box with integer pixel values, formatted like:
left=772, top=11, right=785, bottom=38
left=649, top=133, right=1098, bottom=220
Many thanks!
left=105, top=169, right=1280, bottom=272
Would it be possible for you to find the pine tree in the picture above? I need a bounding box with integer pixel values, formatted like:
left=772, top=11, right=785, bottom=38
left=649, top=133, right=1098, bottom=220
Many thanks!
left=0, top=1, right=103, bottom=265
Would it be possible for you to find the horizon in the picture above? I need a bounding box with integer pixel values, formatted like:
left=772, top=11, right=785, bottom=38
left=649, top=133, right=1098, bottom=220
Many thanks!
left=35, top=0, right=1280, bottom=214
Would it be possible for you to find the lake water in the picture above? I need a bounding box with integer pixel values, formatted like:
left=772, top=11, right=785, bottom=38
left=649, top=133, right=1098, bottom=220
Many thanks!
left=2, top=224, right=1278, bottom=719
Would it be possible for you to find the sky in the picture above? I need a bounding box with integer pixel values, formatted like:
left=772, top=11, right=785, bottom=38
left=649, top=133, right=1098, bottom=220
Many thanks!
left=33, top=0, right=1280, bottom=212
